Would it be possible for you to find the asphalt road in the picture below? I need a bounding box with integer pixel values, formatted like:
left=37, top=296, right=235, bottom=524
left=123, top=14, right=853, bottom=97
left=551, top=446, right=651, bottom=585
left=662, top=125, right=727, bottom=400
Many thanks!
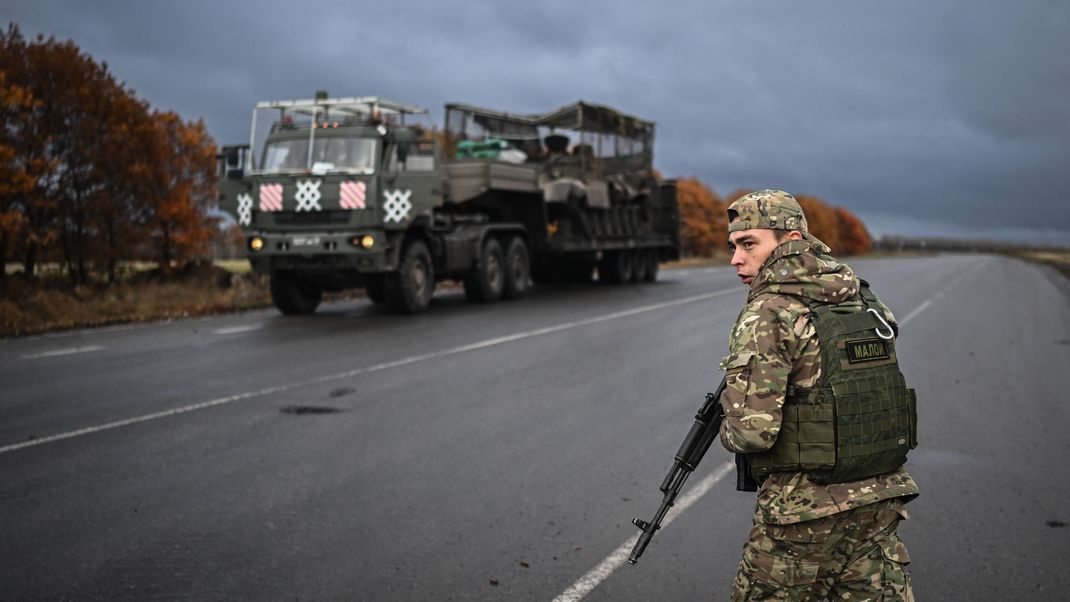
left=2, top=254, right=1068, bottom=601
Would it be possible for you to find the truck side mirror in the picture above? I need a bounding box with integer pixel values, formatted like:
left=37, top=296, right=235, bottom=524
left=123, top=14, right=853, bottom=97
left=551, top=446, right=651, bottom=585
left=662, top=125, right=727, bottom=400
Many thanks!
left=220, top=145, right=247, bottom=180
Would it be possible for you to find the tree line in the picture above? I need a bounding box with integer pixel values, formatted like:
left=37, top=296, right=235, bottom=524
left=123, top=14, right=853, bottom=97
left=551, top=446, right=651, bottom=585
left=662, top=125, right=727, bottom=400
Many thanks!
left=676, top=178, right=872, bottom=257
left=0, top=24, right=218, bottom=285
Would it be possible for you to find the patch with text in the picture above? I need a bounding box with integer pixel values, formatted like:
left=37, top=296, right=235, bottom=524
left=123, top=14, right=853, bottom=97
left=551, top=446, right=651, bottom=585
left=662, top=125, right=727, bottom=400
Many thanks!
left=845, top=338, right=890, bottom=363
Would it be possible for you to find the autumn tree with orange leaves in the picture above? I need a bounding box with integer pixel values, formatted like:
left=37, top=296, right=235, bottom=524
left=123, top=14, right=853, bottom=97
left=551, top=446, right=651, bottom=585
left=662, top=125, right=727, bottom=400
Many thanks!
left=0, top=24, right=218, bottom=283
left=677, top=178, right=727, bottom=256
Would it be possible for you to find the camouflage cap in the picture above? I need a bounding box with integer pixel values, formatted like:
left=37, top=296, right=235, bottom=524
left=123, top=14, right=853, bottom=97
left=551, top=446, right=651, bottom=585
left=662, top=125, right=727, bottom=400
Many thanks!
left=727, top=189, right=828, bottom=247
left=727, top=190, right=808, bottom=233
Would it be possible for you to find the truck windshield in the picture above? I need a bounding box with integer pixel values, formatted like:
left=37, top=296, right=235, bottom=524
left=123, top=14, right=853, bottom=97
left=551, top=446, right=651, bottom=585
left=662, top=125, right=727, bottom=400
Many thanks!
left=260, top=136, right=378, bottom=174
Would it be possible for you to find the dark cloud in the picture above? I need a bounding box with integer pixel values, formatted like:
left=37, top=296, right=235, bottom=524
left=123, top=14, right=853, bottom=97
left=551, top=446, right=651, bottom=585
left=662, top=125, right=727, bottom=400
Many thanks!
left=7, top=0, right=1069, bottom=244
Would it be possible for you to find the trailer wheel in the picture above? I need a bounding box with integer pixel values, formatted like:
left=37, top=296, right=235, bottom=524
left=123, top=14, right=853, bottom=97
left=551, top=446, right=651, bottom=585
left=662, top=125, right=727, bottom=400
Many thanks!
left=364, top=274, right=386, bottom=304
left=385, top=240, right=434, bottom=314
left=465, top=237, right=505, bottom=302
left=502, top=237, right=531, bottom=300
left=270, top=272, right=322, bottom=315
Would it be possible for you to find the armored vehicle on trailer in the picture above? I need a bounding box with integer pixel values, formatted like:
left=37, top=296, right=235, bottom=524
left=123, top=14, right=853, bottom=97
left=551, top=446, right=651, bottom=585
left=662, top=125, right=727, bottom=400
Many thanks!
left=218, top=95, right=679, bottom=314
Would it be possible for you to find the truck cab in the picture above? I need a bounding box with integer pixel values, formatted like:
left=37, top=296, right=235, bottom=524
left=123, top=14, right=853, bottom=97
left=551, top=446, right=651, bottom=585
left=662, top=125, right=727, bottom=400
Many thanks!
left=218, top=96, right=444, bottom=313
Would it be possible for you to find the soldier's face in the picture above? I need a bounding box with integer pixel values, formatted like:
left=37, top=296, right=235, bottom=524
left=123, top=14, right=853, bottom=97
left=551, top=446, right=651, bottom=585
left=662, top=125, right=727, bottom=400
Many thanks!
left=727, top=227, right=782, bottom=285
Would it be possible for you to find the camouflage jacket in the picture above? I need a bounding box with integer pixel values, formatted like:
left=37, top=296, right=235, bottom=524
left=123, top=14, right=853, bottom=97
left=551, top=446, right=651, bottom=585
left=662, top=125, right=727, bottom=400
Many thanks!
left=718, top=239, right=919, bottom=525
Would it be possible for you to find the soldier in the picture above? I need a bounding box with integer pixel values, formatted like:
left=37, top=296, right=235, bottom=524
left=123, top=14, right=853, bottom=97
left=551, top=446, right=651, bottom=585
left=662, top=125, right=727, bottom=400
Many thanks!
left=719, top=190, right=919, bottom=601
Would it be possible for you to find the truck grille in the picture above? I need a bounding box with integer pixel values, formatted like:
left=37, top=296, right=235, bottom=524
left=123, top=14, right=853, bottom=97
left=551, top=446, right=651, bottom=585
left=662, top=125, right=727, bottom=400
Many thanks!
left=271, top=211, right=353, bottom=225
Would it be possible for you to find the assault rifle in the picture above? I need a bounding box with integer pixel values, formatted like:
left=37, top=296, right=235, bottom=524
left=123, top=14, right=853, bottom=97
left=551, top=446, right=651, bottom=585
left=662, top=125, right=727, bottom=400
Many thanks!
left=628, top=377, right=727, bottom=565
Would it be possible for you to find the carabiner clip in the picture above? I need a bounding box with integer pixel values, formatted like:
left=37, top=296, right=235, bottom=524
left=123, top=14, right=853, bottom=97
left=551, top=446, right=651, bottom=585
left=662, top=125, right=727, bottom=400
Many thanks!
left=867, top=308, right=895, bottom=340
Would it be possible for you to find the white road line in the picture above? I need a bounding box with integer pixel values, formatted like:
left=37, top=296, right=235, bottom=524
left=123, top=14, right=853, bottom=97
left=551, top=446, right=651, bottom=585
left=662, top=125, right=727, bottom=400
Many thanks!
left=0, top=287, right=740, bottom=455
left=19, top=345, right=104, bottom=360
left=899, top=300, right=931, bottom=326
left=898, top=258, right=985, bottom=326
left=551, top=461, right=735, bottom=602
left=213, top=325, right=263, bottom=335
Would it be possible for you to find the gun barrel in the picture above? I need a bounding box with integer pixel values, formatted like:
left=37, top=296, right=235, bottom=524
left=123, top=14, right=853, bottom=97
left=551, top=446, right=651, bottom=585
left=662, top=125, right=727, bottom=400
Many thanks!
left=627, top=529, right=654, bottom=564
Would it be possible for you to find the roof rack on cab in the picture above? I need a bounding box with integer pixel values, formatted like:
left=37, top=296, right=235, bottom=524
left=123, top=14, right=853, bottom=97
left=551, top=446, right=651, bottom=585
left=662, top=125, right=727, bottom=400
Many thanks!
left=256, top=97, right=428, bottom=117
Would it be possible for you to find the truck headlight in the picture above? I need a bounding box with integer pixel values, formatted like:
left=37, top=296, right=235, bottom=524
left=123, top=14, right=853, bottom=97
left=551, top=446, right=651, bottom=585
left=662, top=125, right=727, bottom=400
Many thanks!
left=351, top=235, right=375, bottom=249
left=248, top=236, right=265, bottom=252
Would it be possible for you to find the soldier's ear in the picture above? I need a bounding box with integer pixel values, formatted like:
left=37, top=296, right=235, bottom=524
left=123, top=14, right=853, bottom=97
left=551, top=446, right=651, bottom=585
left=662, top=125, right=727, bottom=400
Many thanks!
left=788, top=231, right=804, bottom=241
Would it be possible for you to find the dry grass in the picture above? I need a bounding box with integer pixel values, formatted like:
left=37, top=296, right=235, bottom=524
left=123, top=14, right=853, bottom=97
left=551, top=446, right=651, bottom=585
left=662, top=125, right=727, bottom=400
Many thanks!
left=1018, top=250, right=1070, bottom=279
left=0, top=265, right=275, bottom=337
left=1, top=259, right=384, bottom=337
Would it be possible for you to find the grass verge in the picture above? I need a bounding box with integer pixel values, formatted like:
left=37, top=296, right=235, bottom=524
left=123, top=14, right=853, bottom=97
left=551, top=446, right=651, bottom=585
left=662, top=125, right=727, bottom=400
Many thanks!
left=1016, top=250, right=1070, bottom=280
left=0, top=262, right=360, bottom=338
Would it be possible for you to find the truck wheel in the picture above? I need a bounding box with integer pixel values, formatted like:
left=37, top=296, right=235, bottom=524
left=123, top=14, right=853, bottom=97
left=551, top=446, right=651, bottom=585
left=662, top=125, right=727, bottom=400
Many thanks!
left=270, top=272, right=322, bottom=315
left=633, top=251, right=650, bottom=282
left=464, top=237, right=505, bottom=302
left=385, top=240, right=434, bottom=314
left=364, top=274, right=386, bottom=304
left=502, top=237, right=531, bottom=300
left=642, top=250, right=660, bottom=283
left=624, top=251, right=640, bottom=283
left=599, top=251, right=632, bottom=284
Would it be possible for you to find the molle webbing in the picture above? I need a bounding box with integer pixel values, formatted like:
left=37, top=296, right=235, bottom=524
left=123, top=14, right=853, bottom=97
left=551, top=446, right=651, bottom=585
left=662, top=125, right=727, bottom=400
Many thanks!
left=749, top=289, right=917, bottom=483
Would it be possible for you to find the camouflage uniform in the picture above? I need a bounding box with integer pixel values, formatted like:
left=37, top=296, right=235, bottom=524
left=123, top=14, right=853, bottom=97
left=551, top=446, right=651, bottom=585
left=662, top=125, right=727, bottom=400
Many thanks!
left=719, top=191, right=919, bottom=601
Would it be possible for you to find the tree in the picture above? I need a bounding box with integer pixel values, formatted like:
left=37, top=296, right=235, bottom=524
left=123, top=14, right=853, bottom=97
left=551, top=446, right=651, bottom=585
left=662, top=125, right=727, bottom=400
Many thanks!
left=143, top=111, right=218, bottom=270
left=0, top=70, right=39, bottom=277
left=835, top=207, right=871, bottom=255
left=91, top=90, right=156, bottom=282
left=1, top=23, right=220, bottom=282
left=794, top=194, right=841, bottom=254
left=0, top=25, right=62, bottom=278
left=677, top=178, right=726, bottom=256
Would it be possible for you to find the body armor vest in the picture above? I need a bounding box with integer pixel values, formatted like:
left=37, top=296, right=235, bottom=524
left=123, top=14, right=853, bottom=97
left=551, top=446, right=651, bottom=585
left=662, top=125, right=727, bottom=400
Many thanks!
left=748, top=284, right=918, bottom=484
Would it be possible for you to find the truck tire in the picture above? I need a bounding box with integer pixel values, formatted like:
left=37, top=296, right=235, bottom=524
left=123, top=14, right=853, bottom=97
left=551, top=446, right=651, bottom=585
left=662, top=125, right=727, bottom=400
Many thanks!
left=633, top=251, right=650, bottom=282
left=641, top=250, right=660, bottom=283
left=270, top=272, right=322, bottom=315
left=385, top=240, right=434, bottom=314
left=502, top=237, right=532, bottom=300
left=364, top=274, right=386, bottom=304
left=464, top=237, right=505, bottom=302
left=599, top=250, right=633, bottom=284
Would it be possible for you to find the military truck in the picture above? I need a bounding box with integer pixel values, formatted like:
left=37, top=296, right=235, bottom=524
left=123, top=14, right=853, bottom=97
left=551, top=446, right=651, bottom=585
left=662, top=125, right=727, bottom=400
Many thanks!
left=217, top=95, right=679, bottom=314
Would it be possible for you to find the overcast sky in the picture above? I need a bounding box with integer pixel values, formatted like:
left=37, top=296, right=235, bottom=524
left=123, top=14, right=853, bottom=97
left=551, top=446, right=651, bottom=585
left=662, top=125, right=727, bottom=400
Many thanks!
left=8, top=0, right=1069, bottom=244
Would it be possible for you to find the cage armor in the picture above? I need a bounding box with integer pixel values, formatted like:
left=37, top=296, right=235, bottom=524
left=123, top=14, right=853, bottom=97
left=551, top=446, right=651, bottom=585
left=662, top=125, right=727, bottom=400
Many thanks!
left=748, top=282, right=918, bottom=484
